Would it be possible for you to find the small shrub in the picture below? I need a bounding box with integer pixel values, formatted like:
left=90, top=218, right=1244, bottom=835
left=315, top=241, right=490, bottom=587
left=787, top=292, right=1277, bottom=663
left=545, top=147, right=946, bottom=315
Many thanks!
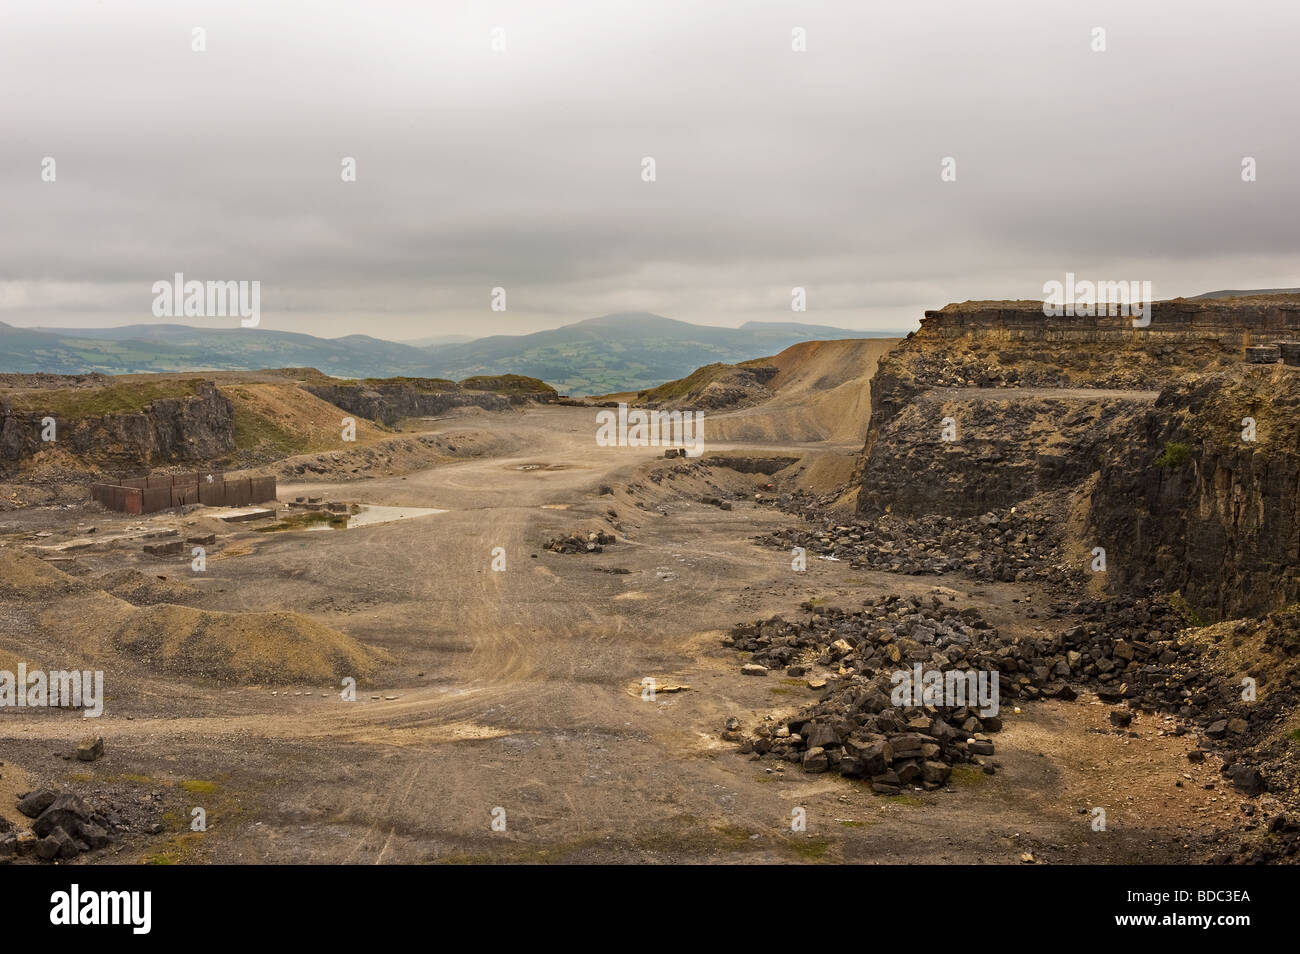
left=1156, top=441, right=1192, bottom=468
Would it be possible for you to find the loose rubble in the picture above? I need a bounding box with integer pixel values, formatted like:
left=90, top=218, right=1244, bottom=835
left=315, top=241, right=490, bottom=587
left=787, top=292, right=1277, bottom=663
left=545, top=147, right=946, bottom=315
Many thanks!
left=721, top=593, right=1285, bottom=806
left=544, top=530, right=617, bottom=554
left=759, top=506, right=1068, bottom=584
left=1, top=788, right=132, bottom=863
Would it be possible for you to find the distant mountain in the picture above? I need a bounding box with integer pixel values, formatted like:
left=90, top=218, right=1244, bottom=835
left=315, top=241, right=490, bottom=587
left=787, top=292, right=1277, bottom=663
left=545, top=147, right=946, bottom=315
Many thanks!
left=421, top=313, right=894, bottom=395
left=0, top=314, right=892, bottom=394
left=1190, top=288, right=1300, bottom=299
left=397, top=333, right=476, bottom=348
left=2, top=323, right=442, bottom=378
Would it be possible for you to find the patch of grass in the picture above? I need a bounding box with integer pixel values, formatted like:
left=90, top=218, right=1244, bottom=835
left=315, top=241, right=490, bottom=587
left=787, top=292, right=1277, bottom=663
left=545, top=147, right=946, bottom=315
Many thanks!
left=459, top=374, right=556, bottom=396
left=769, top=687, right=797, bottom=696
left=180, top=779, right=219, bottom=796
left=142, top=831, right=204, bottom=866
left=884, top=793, right=923, bottom=807
left=5, top=379, right=204, bottom=417
left=229, top=405, right=312, bottom=457
left=626, top=819, right=765, bottom=858
left=353, top=376, right=458, bottom=392
left=712, top=823, right=757, bottom=844
left=948, top=764, right=988, bottom=788
left=1156, top=441, right=1192, bottom=469
left=640, top=363, right=731, bottom=403
left=1285, top=728, right=1300, bottom=743
left=786, top=836, right=832, bottom=860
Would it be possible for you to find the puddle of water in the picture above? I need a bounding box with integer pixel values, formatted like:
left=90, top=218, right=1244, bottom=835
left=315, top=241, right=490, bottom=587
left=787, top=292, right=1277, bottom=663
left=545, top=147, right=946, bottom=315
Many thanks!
left=306, top=504, right=447, bottom=530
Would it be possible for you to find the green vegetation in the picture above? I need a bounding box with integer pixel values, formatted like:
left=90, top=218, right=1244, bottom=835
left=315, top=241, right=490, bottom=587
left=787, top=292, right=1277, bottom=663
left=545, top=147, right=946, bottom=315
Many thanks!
left=1156, top=441, right=1192, bottom=468
left=948, top=764, right=988, bottom=788
left=230, top=404, right=313, bottom=458
left=640, top=363, right=733, bottom=403
left=352, top=376, right=457, bottom=391
left=885, top=793, right=923, bottom=807
left=1169, top=592, right=1207, bottom=627
left=459, top=374, right=556, bottom=395
left=786, top=836, right=833, bottom=860
left=4, top=379, right=203, bottom=417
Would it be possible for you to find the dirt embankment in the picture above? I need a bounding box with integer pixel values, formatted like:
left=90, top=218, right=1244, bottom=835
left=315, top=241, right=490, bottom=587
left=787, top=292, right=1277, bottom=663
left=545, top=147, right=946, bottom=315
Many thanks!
left=603, top=338, right=899, bottom=445
left=0, top=548, right=386, bottom=684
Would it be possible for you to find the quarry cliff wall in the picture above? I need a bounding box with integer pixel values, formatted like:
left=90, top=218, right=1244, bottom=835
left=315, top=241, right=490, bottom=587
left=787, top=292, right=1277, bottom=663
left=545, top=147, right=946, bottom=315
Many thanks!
left=1088, top=368, right=1300, bottom=620
left=0, top=381, right=236, bottom=478
left=306, top=377, right=557, bottom=427
left=855, top=296, right=1300, bottom=619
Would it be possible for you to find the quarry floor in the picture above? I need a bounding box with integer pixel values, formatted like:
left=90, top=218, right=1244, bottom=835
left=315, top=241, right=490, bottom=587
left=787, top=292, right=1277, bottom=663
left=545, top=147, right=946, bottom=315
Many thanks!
left=0, top=405, right=1248, bottom=864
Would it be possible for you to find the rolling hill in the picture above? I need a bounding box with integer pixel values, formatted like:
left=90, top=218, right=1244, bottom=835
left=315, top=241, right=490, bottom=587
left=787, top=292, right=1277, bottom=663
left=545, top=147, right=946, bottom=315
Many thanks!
left=419, top=313, right=896, bottom=394
left=1, top=313, right=897, bottom=394
left=2, top=323, right=439, bottom=379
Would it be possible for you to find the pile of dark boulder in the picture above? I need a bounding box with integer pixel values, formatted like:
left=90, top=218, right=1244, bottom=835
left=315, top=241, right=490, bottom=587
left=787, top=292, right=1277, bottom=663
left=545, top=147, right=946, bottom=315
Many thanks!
left=722, top=593, right=1278, bottom=800
left=759, top=507, right=1068, bottom=583
left=724, top=598, right=1030, bottom=792
left=545, top=530, right=617, bottom=554
left=1, top=789, right=118, bottom=862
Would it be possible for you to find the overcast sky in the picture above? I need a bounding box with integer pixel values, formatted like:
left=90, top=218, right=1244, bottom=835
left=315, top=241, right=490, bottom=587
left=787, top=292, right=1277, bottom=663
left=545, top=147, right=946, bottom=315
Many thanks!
left=2, top=0, right=1297, bottom=340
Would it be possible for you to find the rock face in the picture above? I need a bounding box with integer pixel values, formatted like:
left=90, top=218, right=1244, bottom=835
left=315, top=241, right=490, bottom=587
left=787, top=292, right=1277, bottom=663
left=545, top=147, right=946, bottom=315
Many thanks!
left=0, top=381, right=236, bottom=477
left=1089, top=367, right=1300, bottom=620
left=855, top=296, right=1300, bottom=620
left=859, top=390, right=1150, bottom=517
left=855, top=299, right=1288, bottom=518
left=913, top=296, right=1300, bottom=349
left=306, top=376, right=557, bottom=427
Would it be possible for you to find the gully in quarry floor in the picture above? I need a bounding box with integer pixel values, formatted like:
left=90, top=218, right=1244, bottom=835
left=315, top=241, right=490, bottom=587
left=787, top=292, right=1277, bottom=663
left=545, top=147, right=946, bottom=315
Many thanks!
left=0, top=406, right=1240, bottom=864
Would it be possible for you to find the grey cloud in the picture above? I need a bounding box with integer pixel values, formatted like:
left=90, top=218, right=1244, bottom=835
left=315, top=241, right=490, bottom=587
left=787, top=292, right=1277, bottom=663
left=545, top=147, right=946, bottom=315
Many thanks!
left=2, top=0, right=1296, bottom=339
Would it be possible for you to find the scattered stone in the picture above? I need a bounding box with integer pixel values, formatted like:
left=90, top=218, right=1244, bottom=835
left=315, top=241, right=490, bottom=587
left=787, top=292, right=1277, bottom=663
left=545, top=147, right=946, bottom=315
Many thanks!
left=1230, top=766, right=1267, bottom=796
left=545, top=530, right=617, bottom=554
left=76, top=736, right=104, bottom=762
left=142, top=541, right=183, bottom=557
left=17, top=789, right=58, bottom=818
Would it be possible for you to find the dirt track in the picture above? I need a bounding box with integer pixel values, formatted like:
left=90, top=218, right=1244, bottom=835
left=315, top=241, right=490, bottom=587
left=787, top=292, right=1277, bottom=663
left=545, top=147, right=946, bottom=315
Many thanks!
left=0, top=405, right=1248, bottom=863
